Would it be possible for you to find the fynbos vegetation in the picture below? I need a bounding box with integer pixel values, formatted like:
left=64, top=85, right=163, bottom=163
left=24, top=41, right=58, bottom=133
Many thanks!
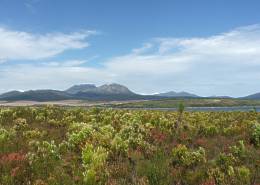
left=0, top=106, right=260, bottom=184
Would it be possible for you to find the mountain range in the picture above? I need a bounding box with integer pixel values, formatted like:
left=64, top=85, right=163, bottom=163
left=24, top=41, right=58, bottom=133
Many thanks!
left=0, top=83, right=260, bottom=101
left=66, top=83, right=134, bottom=95
left=241, top=92, right=260, bottom=100
left=0, top=84, right=159, bottom=101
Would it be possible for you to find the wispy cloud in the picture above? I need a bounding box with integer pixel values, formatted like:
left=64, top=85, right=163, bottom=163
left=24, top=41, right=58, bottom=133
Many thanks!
left=41, top=60, right=88, bottom=67
left=0, top=65, right=110, bottom=92
left=1, top=25, right=260, bottom=96
left=100, top=24, right=260, bottom=95
left=0, top=27, right=96, bottom=61
left=24, top=0, right=42, bottom=13
left=0, top=57, right=6, bottom=64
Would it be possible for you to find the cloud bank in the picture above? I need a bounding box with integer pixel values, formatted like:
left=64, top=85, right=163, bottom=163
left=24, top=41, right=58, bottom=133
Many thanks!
left=0, top=27, right=95, bottom=61
left=1, top=25, right=260, bottom=96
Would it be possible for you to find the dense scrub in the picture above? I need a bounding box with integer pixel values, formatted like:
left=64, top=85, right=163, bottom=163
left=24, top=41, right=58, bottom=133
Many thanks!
left=112, top=98, right=260, bottom=108
left=0, top=106, right=260, bottom=185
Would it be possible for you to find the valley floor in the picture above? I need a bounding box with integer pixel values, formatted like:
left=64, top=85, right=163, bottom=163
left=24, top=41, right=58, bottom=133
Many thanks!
left=2, top=98, right=260, bottom=111
left=0, top=99, right=146, bottom=107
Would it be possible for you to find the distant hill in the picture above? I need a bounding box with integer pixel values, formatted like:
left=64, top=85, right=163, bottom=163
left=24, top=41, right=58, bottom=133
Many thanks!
left=208, top=96, right=233, bottom=99
left=0, top=90, right=72, bottom=101
left=0, top=91, right=22, bottom=98
left=66, top=83, right=135, bottom=95
left=0, top=83, right=160, bottom=102
left=2, top=83, right=259, bottom=102
left=155, top=91, right=199, bottom=98
left=241, top=93, right=260, bottom=100
left=65, top=84, right=97, bottom=94
left=98, top=84, right=135, bottom=95
left=66, top=83, right=160, bottom=101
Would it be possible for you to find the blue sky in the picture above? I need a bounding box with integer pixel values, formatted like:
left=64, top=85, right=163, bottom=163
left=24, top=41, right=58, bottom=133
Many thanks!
left=1, top=0, right=260, bottom=96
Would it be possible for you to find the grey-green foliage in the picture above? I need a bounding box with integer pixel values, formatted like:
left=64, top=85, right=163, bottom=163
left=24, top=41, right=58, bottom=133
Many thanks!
left=172, top=145, right=206, bottom=167
left=82, top=144, right=108, bottom=185
left=250, top=122, right=260, bottom=147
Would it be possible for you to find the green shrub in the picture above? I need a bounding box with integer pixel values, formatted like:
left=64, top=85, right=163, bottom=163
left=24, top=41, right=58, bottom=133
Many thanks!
left=236, top=166, right=251, bottom=185
left=172, top=145, right=206, bottom=167
left=198, top=125, right=219, bottom=137
left=250, top=122, right=260, bottom=147
left=82, top=144, right=108, bottom=184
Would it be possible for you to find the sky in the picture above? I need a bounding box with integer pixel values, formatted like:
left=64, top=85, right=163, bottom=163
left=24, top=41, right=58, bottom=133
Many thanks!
left=0, top=0, right=260, bottom=97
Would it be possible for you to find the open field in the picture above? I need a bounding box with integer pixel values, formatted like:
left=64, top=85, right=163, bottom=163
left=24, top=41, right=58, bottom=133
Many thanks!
left=0, top=106, right=260, bottom=185
left=2, top=98, right=260, bottom=109
left=0, top=100, right=147, bottom=107
left=111, top=98, right=260, bottom=108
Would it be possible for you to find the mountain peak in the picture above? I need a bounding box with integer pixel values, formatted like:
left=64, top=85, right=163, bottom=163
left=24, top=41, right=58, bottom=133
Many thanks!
left=65, top=83, right=135, bottom=95
left=242, top=92, right=260, bottom=100
left=98, top=83, right=134, bottom=95
left=66, top=84, right=97, bottom=94
left=0, top=90, right=22, bottom=98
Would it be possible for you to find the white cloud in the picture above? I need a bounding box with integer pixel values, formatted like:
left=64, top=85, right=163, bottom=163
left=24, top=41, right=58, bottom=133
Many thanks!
left=41, top=60, right=87, bottom=67
left=103, top=25, right=260, bottom=76
left=131, top=43, right=153, bottom=54
left=0, top=65, right=111, bottom=92
left=1, top=25, right=260, bottom=96
left=100, top=24, right=260, bottom=96
left=0, top=57, right=6, bottom=64
left=0, top=27, right=96, bottom=61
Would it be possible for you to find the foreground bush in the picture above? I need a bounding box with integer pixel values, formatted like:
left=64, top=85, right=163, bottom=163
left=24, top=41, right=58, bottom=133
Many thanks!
left=0, top=107, right=259, bottom=185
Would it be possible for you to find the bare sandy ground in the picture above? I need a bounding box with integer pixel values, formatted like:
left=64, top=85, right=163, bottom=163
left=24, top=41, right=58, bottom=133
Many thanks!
left=0, top=100, right=145, bottom=107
